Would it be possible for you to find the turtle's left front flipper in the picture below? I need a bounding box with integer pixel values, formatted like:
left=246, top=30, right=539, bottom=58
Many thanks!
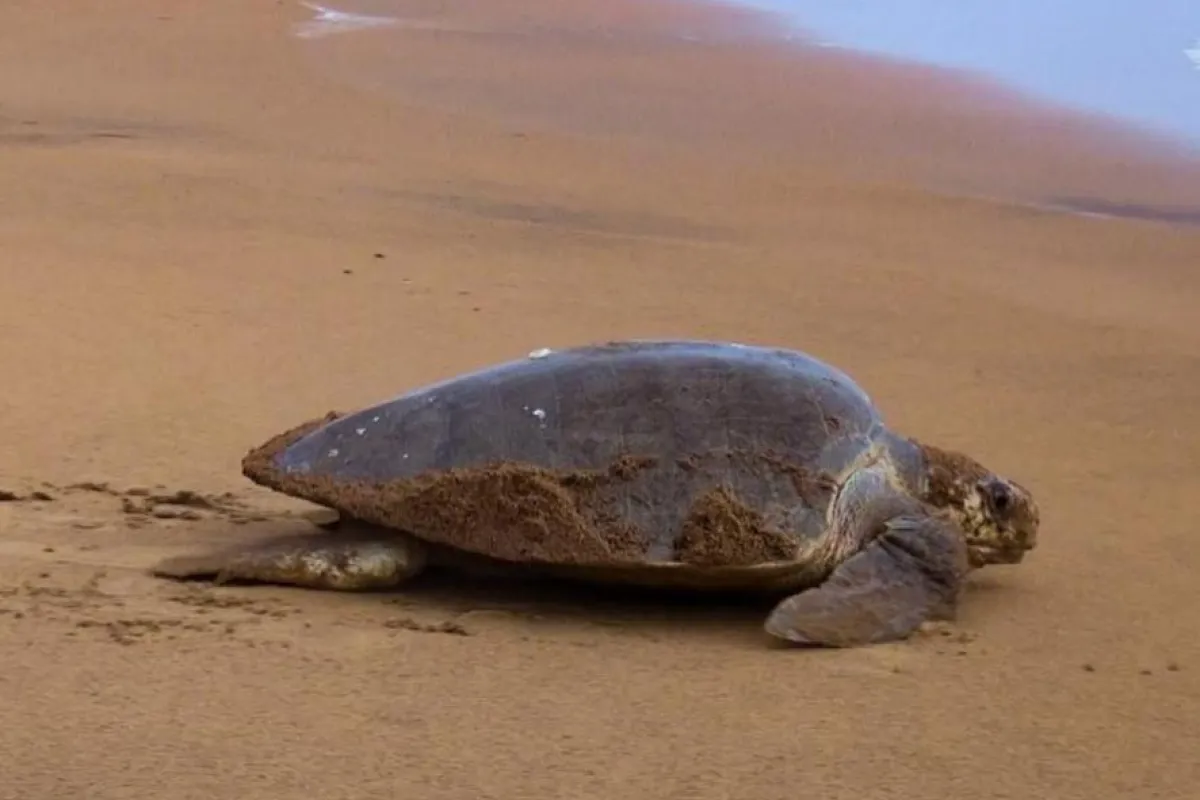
left=764, top=514, right=969, bottom=648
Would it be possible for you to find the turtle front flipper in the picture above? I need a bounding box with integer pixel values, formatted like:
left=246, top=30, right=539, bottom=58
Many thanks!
left=150, top=526, right=428, bottom=591
left=763, top=513, right=969, bottom=647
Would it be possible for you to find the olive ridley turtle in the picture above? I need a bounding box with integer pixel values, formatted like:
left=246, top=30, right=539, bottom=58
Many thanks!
left=152, top=340, right=1040, bottom=647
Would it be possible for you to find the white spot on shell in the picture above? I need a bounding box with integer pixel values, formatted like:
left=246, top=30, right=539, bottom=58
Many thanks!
left=532, top=408, right=546, bottom=420
left=327, top=448, right=340, bottom=458
left=372, top=416, right=380, bottom=423
left=355, top=427, right=366, bottom=436
left=528, top=348, right=553, bottom=359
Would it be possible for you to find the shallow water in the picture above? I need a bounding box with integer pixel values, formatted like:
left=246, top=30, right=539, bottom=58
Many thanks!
left=738, top=0, right=1200, bottom=149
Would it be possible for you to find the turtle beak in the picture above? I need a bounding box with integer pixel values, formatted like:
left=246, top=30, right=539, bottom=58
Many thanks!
left=969, top=545, right=1027, bottom=568
left=1008, top=480, right=1040, bottom=554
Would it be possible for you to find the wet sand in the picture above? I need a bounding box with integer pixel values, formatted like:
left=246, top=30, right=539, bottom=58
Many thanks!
left=2, top=1, right=1198, bottom=798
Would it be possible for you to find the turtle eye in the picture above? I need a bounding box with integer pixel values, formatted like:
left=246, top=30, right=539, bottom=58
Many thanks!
left=980, top=479, right=1013, bottom=515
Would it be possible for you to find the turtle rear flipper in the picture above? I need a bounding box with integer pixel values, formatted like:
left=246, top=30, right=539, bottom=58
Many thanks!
left=763, top=513, right=969, bottom=647
left=151, top=528, right=428, bottom=591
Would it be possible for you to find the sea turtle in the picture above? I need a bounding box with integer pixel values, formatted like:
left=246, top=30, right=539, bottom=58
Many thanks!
left=152, top=340, right=1039, bottom=647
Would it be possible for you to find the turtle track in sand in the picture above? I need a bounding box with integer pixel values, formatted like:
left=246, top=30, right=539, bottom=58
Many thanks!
left=0, top=480, right=475, bottom=648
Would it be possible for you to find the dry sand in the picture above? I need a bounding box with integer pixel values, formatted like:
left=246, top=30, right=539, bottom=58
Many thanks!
left=2, top=1, right=1198, bottom=797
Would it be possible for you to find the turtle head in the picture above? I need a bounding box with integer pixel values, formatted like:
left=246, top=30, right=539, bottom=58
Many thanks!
left=915, top=443, right=1040, bottom=569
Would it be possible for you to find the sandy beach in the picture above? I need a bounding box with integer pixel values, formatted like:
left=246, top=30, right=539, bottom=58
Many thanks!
left=2, top=1, right=1198, bottom=797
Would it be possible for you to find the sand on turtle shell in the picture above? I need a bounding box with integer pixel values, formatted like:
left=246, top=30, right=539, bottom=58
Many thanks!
left=242, top=413, right=662, bottom=565
left=241, top=413, right=809, bottom=568
left=673, top=486, right=798, bottom=566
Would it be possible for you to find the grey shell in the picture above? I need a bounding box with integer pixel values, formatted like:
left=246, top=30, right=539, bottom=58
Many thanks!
left=267, top=341, right=906, bottom=570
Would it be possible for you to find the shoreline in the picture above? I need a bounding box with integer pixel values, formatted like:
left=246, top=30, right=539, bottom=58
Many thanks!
left=716, top=0, right=1200, bottom=153
left=299, top=0, right=1200, bottom=218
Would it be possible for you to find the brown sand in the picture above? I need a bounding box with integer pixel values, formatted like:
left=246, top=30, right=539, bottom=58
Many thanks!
left=675, top=486, right=798, bottom=566
left=2, top=1, right=1199, bottom=798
